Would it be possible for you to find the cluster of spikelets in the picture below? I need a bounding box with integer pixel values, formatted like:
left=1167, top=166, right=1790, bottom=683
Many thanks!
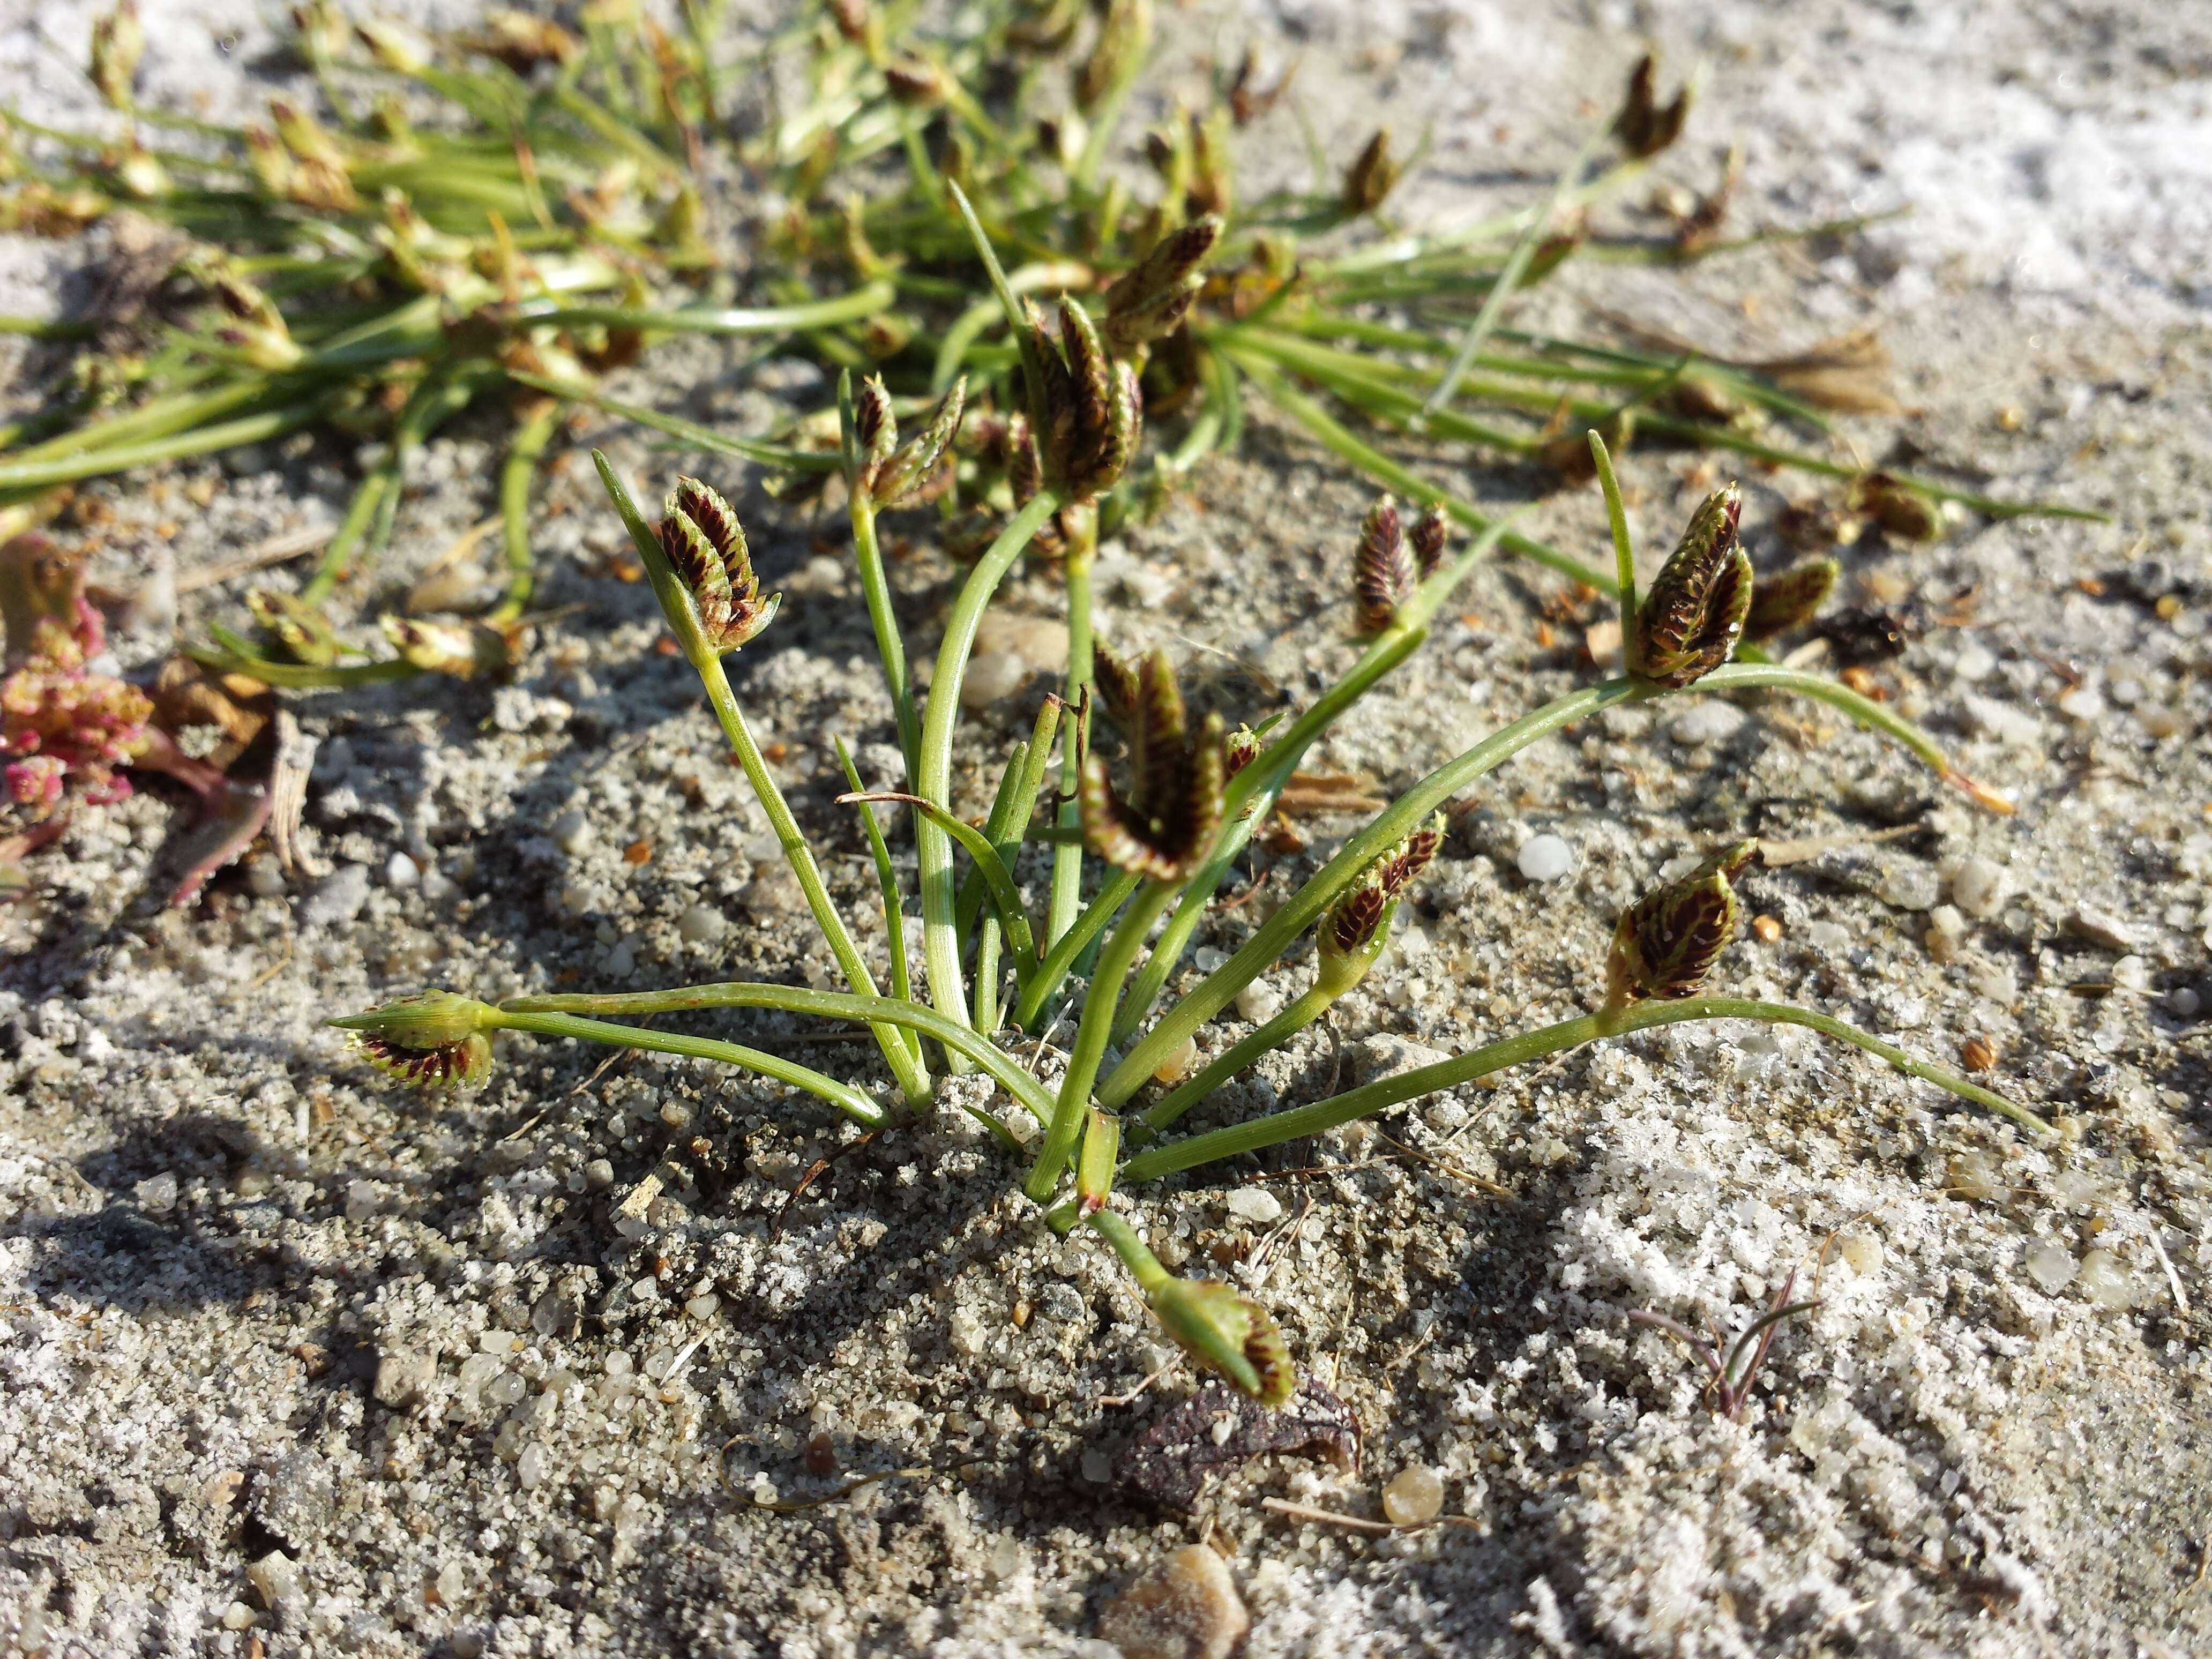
left=334, top=451, right=1845, bottom=1405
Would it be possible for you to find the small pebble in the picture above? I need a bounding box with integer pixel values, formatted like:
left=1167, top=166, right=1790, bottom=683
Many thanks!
left=1949, top=856, right=2008, bottom=920
left=1948, top=1149, right=2002, bottom=1201
left=2023, top=1240, right=2076, bottom=1294
left=516, top=1445, right=548, bottom=1490
left=1750, top=914, right=1782, bottom=943
left=960, top=649, right=1032, bottom=709
left=1153, top=1034, right=1200, bottom=1085
left=2055, top=684, right=2105, bottom=722
left=2165, top=986, right=2201, bottom=1019
left=559, top=881, right=593, bottom=915
left=1223, top=1187, right=1283, bottom=1226
left=583, top=1158, right=616, bottom=1190
left=221, top=1603, right=258, bottom=1632
left=685, top=1293, right=721, bottom=1320
left=134, top=1172, right=179, bottom=1213
left=1877, top=861, right=1940, bottom=910
left=553, top=811, right=594, bottom=855
left=384, top=851, right=420, bottom=890
left=677, top=903, right=728, bottom=946
left=2076, top=1248, right=2133, bottom=1310
left=1515, top=833, right=1573, bottom=883
left=1097, top=1544, right=1250, bottom=1659
left=246, top=858, right=287, bottom=898
left=1235, top=981, right=1282, bottom=1023
left=1952, top=643, right=1997, bottom=681
left=246, top=1550, right=300, bottom=1608
left=1382, top=1464, right=1445, bottom=1525
left=1668, top=701, right=1747, bottom=745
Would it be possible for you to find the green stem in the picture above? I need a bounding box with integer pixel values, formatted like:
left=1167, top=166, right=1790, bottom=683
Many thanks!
left=514, top=373, right=841, bottom=472
left=1422, top=122, right=1604, bottom=419
left=1122, top=997, right=2044, bottom=1180
left=1028, top=880, right=1174, bottom=1201
left=915, top=490, right=1064, bottom=1051
left=696, top=654, right=931, bottom=1104
left=491, top=396, right=563, bottom=623
left=1101, top=678, right=1641, bottom=1108
left=1083, top=1206, right=1170, bottom=1294
left=1142, top=982, right=1334, bottom=1132
left=498, top=986, right=1048, bottom=1148
left=523, top=280, right=897, bottom=335
left=1048, top=549, right=1094, bottom=948
left=847, top=494, right=922, bottom=783
left=491, top=1009, right=886, bottom=1130
left=1589, top=430, right=1639, bottom=658
left=0, top=401, right=322, bottom=496
left=834, top=739, right=922, bottom=1063
left=1015, top=866, right=1142, bottom=1029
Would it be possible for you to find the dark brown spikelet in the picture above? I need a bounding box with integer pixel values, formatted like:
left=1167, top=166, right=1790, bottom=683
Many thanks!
left=1223, top=723, right=1263, bottom=778
left=1081, top=645, right=1225, bottom=883
left=356, top=1031, right=492, bottom=1088
left=1354, top=496, right=1413, bottom=632
left=1851, top=471, right=1944, bottom=541
left=658, top=477, right=779, bottom=653
left=1744, top=557, right=1840, bottom=641
left=1612, top=53, right=1692, bottom=158
left=1608, top=840, right=1758, bottom=1005
left=1410, top=505, right=1448, bottom=579
left=853, top=374, right=896, bottom=472
left=1103, top=214, right=1222, bottom=355
left=1324, top=882, right=1390, bottom=956
left=1342, top=127, right=1400, bottom=215
left=866, top=377, right=966, bottom=509
left=1634, top=483, right=1751, bottom=686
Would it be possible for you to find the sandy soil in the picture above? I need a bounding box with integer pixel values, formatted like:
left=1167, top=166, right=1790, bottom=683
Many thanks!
left=3, top=1, right=2209, bottom=1655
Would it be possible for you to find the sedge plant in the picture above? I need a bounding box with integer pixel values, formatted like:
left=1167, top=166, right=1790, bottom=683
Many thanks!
left=333, top=265, right=2050, bottom=1403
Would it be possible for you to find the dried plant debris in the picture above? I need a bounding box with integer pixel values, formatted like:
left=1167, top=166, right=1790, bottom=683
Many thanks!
left=1112, top=1381, right=1361, bottom=1512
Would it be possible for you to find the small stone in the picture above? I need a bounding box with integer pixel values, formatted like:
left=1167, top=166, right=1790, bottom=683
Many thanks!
left=677, top=903, right=728, bottom=946
left=2023, top=1240, right=2076, bottom=1294
left=2137, top=704, right=2185, bottom=738
left=1152, top=1035, right=1200, bottom=1085
left=1223, top=1187, right=1283, bottom=1227
left=1947, top=1149, right=2002, bottom=1202
left=1382, top=1464, right=1445, bottom=1525
left=2166, top=986, right=2201, bottom=1019
left=960, top=649, right=1032, bottom=709
left=250, top=1451, right=334, bottom=1551
left=1750, top=914, right=1782, bottom=944
left=246, top=1549, right=300, bottom=1609
left=221, top=1602, right=258, bottom=1632
left=1668, top=701, right=1747, bottom=745
left=1097, top=1544, right=1250, bottom=1659
left=553, top=811, right=594, bottom=855
left=685, top=1293, right=721, bottom=1320
left=1949, top=857, right=2008, bottom=920
left=2055, top=684, right=2105, bottom=722
left=134, top=1172, right=179, bottom=1213
left=371, top=1354, right=431, bottom=1415
left=583, top=1158, right=616, bottom=1190
left=345, top=1179, right=381, bottom=1222
left=516, top=1445, right=548, bottom=1491
left=1952, top=643, right=1997, bottom=682
left=246, top=858, right=287, bottom=898
left=1234, top=981, right=1282, bottom=1023
left=302, top=863, right=371, bottom=927
left=2067, top=906, right=2137, bottom=952
left=1877, top=860, right=1940, bottom=910
left=384, top=851, right=420, bottom=890
left=1515, top=833, right=1573, bottom=883
left=2076, top=1248, right=2133, bottom=1310
left=559, top=881, right=594, bottom=915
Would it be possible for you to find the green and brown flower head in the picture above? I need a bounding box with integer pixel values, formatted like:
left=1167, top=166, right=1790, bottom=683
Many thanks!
left=854, top=375, right=966, bottom=510
left=1608, top=839, right=1759, bottom=1006
left=1410, top=504, right=1449, bottom=579
left=657, top=477, right=779, bottom=654
left=1354, top=495, right=1414, bottom=632
left=330, top=990, right=496, bottom=1088
left=1743, top=556, right=1840, bottom=642
left=1080, top=645, right=1225, bottom=883
left=1149, top=1276, right=1295, bottom=1407
left=1343, top=127, right=1400, bottom=215
left=1612, top=52, right=1692, bottom=158
left=1319, top=812, right=1446, bottom=974
left=1025, top=298, right=1144, bottom=504
left=1633, top=483, right=1751, bottom=687
left=1103, top=214, right=1222, bottom=355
